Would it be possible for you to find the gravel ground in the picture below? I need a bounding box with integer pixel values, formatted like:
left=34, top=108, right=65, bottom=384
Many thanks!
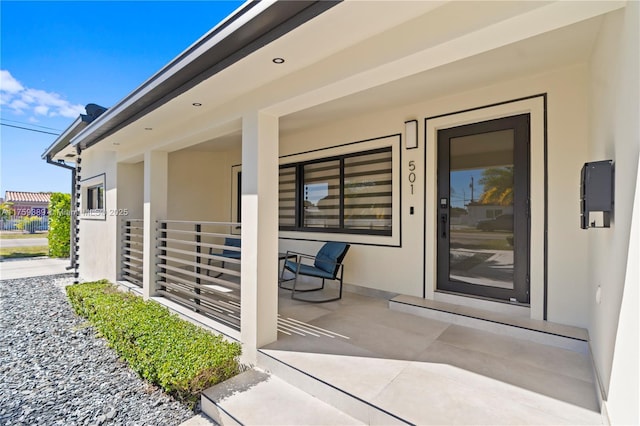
left=0, top=274, right=195, bottom=426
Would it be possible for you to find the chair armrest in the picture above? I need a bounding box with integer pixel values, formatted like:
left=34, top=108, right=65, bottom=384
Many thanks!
left=284, top=250, right=343, bottom=270
left=284, top=250, right=312, bottom=258
left=284, top=250, right=317, bottom=264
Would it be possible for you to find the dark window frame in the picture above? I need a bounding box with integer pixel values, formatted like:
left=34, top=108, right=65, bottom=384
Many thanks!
left=279, top=146, right=393, bottom=236
left=87, top=184, right=104, bottom=211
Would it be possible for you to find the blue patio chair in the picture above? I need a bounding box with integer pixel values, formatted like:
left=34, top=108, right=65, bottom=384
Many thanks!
left=208, top=237, right=241, bottom=277
left=279, top=242, right=350, bottom=303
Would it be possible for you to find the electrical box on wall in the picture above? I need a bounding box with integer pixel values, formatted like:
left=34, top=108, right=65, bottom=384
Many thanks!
left=580, top=160, right=614, bottom=229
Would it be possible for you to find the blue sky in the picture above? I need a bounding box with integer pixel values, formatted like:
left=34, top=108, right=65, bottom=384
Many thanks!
left=0, top=0, right=242, bottom=198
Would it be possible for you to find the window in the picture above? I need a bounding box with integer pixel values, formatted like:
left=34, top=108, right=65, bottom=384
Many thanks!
left=80, top=174, right=106, bottom=220
left=279, top=147, right=392, bottom=236
left=87, top=185, right=104, bottom=210
left=303, top=159, right=340, bottom=229
left=278, top=166, right=296, bottom=228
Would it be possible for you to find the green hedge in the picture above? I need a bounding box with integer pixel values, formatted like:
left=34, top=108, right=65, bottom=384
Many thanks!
left=48, top=193, right=71, bottom=257
left=66, top=281, right=242, bottom=405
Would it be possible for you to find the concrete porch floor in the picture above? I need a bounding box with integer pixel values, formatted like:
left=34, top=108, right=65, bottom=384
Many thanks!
left=261, top=286, right=603, bottom=425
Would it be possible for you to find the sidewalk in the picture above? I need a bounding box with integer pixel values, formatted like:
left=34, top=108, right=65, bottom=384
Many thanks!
left=0, top=238, right=49, bottom=248
left=0, top=257, right=71, bottom=280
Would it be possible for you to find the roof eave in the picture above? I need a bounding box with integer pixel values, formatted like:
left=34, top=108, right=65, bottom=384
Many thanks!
left=41, top=116, right=88, bottom=160
left=69, top=0, right=340, bottom=151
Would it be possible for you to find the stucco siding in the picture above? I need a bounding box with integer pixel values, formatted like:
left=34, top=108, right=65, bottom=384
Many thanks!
left=279, top=64, right=591, bottom=327
left=587, top=3, right=639, bottom=421
left=77, top=149, right=118, bottom=282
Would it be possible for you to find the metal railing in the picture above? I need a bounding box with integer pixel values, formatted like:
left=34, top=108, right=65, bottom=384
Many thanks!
left=0, top=216, right=49, bottom=232
left=121, top=219, right=144, bottom=287
left=155, top=220, right=241, bottom=331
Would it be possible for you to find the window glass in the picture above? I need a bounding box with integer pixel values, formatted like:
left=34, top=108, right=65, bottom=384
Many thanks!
left=279, top=166, right=296, bottom=228
left=344, top=150, right=392, bottom=232
left=87, top=184, right=104, bottom=211
left=278, top=146, right=393, bottom=236
left=303, top=160, right=340, bottom=229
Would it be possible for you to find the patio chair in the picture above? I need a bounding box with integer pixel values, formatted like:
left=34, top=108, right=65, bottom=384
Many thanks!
left=207, top=237, right=241, bottom=277
left=279, top=242, right=350, bottom=303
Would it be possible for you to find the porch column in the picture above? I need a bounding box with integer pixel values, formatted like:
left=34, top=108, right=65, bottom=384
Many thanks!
left=142, top=150, right=168, bottom=300
left=240, top=111, right=279, bottom=362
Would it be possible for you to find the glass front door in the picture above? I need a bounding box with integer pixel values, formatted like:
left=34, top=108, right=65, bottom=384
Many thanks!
left=437, top=114, right=530, bottom=303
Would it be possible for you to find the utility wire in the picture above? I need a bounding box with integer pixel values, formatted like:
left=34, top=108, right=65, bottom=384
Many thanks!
left=0, top=123, right=60, bottom=136
left=0, top=118, right=62, bottom=132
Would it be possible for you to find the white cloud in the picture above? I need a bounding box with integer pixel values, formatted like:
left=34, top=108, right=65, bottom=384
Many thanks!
left=34, top=105, right=50, bottom=116
left=0, top=69, right=85, bottom=119
left=0, top=70, right=24, bottom=94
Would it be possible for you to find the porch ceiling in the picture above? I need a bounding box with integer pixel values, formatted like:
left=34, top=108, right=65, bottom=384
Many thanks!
left=280, top=14, right=603, bottom=133
left=98, top=1, right=619, bottom=160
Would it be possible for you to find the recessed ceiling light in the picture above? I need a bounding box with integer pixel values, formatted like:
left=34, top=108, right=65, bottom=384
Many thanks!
left=145, top=127, right=153, bottom=131
left=272, top=57, right=285, bottom=64
left=192, top=102, right=202, bottom=107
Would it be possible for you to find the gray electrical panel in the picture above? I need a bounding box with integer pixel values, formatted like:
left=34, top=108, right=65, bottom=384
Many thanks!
left=580, top=160, right=614, bottom=229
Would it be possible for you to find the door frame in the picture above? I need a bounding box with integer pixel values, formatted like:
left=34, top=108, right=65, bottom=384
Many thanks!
left=424, top=95, right=546, bottom=320
left=436, top=114, right=530, bottom=303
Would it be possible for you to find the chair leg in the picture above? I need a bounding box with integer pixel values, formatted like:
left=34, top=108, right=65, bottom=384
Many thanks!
left=290, top=271, right=300, bottom=299
left=212, top=261, right=225, bottom=278
left=279, top=262, right=289, bottom=289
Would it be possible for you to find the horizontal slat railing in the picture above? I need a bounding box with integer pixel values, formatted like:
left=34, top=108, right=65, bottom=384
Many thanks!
left=121, top=219, right=144, bottom=287
left=156, top=220, right=241, bottom=331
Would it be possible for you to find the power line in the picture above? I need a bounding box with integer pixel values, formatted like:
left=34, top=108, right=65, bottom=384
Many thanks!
left=0, top=118, right=62, bottom=132
left=0, top=123, right=60, bottom=136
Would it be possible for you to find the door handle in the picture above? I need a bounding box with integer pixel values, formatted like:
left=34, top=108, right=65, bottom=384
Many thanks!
left=441, top=214, right=447, bottom=238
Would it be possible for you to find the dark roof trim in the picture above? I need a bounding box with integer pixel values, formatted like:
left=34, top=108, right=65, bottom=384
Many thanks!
left=72, top=0, right=341, bottom=151
left=41, top=103, right=107, bottom=159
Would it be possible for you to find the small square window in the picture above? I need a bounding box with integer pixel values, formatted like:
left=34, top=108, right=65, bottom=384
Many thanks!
left=80, top=174, right=106, bottom=220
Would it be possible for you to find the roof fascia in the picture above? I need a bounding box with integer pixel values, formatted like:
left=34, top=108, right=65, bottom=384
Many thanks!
left=41, top=116, right=87, bottom=159
left=70, top=0, right=340, bottom=151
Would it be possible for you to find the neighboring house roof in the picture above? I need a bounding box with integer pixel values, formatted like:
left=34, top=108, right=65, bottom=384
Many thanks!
left=5, top=191, right=52, bottom=204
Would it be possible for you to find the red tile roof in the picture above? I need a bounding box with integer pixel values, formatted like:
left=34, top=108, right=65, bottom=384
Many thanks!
left=4, top=191, right=52, bottom=204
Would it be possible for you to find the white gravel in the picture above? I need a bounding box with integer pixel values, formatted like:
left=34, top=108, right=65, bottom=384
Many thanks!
left=0, top=274, right=196, bottom=426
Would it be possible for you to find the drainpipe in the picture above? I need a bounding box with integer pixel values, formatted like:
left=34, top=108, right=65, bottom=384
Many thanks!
left=46, top=156, right=76, bottom=273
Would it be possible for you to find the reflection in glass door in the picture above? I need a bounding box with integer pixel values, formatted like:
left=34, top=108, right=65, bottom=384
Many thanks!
left=437, top=115, right=530, bottom=303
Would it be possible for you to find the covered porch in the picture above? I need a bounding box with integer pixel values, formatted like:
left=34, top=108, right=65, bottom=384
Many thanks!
left=59, top=0, right=637, bottom=423
left=261, top=289, right=601, bottom=425
left=115, top=215, right=600, bottom=424
left=123, top=260, right=599, bottom=425
left=117, top=241, right=601, bottom=424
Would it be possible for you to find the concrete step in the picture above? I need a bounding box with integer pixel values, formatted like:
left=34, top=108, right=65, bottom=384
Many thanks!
left=389, top=294, right=589, bottom=353
left=201, top=369, right=364, bottom=426
left=179, top=413, right=217, bottom=426
left=257, top=350, right=410, bottom=425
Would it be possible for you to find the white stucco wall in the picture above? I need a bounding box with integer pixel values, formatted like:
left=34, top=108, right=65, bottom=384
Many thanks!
left=77, top=149, right=118, bottom=282
left=279, top=64, right=591, bottom=327
left=167, top=150, right=239, bottom=222
left=115, top=161, right=144, bottom=281
left=587, top=4, right=639, bottom=423
left=117, top=161, right=144, bottom=219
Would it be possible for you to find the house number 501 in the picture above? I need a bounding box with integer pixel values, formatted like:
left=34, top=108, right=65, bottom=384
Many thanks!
left=408, top=160, right=416, bottom=195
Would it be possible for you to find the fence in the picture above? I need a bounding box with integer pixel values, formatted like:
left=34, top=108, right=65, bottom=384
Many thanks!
left=0, top=216, right=49, bottom=232
left=121, top=219, right=144, bottom=287
left=155, top=220, right=241, bottom=331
